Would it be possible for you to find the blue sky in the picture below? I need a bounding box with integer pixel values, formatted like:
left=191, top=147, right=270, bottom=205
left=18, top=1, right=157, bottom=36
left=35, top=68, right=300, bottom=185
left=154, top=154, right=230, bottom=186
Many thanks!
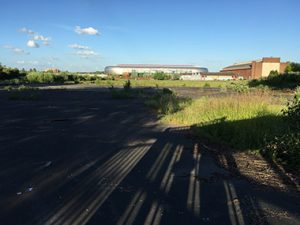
left=1, top=0, right=299, bottom=72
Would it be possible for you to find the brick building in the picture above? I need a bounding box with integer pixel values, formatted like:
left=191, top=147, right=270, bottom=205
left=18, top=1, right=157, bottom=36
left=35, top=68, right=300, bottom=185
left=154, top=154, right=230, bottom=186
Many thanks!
left=221, top=57, right=289, bottom=79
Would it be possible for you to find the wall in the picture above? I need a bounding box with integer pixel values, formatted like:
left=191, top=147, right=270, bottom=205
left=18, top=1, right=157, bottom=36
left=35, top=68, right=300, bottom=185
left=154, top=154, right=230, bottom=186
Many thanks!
left=221, top=68, right=252, bottom=79
left=251, top=61, right=262, bottom=79
left=280, top=62, right=289, bottom=73
left=261, top=62, right=280, bottom=77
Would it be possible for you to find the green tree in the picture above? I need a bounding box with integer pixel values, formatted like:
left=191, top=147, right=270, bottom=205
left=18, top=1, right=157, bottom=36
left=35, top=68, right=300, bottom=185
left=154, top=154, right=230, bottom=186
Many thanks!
left=269, top=70, right=279, bottom=77
left=290, top=62, right=300, bottom=72
left=285, top=64, right=292, bottom=73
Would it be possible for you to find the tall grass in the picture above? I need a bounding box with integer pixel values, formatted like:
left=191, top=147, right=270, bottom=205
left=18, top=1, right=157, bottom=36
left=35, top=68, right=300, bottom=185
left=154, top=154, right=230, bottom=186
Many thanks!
left=145, top=88, right=192, bottom=114
left=159, top=92, right=288, bottom=151
left=162, top=93, right=285, bottom=125
left=147, top=89, right=300, bottom=171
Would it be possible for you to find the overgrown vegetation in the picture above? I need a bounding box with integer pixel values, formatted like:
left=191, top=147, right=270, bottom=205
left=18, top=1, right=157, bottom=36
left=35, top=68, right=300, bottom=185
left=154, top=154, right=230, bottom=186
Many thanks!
left=249, top=62, right=300, bottom=89
left=263, top=87, right=300, bottom=170
left=0, top=63, right=109, bottom=84
left=148, top=88, right=300, bottom=171
left=0, top=63, right=26, bottom=81
left=249, top=73, right=300, bottom=89
left=145, top=88, right=192, bottom=115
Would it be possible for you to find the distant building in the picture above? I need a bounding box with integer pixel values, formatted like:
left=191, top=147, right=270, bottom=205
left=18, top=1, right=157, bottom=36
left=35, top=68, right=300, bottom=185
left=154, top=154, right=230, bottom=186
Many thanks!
left=45, top=68, right=60, bottom=73
left=201, top=72, right=242, bottom=81
left=221, top=57, right=289, bottom=79
left=105, top=64, right=208, bottom=76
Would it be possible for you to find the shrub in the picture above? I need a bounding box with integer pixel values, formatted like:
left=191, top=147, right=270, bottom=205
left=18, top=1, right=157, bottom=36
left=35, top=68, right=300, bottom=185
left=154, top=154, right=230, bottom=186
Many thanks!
left=123, top=80, right=131, bottom=91
left=262, top=90, right=300, bottom=171
left=269, top=70, right=279, bottom=77
left=0, top=64, right=26, bottom=81
left=153, top=72, right=170, bottom=80
left=227, top=82, right=249, bottom=93
left=264, top=133, right=300, bottom=171
left=283, top=87, right=300, bottom=129
left=203, top=83, right=211, bottom=88
left=26, top=72, right=55, bottom=83
left=145, top=89, right=191, bottom=114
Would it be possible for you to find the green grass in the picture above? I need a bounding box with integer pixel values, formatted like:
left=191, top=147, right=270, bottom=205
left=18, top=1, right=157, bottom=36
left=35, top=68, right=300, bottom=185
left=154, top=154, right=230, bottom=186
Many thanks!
left=145, top=88, right=192, bottom=114
left=93, top=79, right=248, bottom=88
left=155, top=91, right=288, bottom=152
left=162, top=93, right=285, bottom=125
left=146, top=88, right=300, bottom=171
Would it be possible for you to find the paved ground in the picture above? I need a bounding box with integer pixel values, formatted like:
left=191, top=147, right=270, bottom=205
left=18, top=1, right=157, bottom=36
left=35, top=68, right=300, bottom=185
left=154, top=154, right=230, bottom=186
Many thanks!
left=0, top=89, right=299, bottom=225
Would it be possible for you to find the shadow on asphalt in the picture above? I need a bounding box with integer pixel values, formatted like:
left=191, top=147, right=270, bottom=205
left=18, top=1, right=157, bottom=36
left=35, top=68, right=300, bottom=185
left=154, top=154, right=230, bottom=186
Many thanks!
left=0, top=89, right=299, bottom=225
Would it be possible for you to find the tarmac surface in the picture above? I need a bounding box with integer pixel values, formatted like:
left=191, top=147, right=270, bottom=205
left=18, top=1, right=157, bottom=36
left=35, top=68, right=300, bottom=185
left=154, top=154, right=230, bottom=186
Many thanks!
left=0, top=88, right=299, bottom=225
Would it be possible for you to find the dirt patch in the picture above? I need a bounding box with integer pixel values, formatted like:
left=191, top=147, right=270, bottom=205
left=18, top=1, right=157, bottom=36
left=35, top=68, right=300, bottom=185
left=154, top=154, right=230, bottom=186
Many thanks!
left=196, top=140, right=300, bottom=193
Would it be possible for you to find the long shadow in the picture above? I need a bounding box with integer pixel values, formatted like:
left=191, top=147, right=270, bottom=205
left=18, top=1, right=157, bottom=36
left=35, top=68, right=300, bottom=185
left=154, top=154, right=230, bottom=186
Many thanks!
left=86, top=127, right=255, bottom=225
left=1, top=90, right=299, bottom=225
left=0, top=89, right=162, bottom=225
left=191, top=115, right=299, bottom=189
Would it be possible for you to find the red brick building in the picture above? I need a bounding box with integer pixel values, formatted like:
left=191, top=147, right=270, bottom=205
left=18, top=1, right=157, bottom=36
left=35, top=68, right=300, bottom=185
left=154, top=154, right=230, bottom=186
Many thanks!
left=221, top=57, right=289, bottom=79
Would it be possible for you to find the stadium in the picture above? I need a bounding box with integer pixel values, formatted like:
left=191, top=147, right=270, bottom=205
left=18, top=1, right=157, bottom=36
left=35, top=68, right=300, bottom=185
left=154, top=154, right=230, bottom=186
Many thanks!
left=105, top=64, right=208, bottom=76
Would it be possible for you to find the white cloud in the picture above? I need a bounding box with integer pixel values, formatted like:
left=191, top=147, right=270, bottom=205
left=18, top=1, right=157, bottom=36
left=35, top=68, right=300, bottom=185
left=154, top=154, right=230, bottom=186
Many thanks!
left=13, top=48, right=28, bottom=54
left=68, top=43, right=90, bottom=50
left=33, top=35, right=51, bottom=46
left=19, top=27, right=35, bottom=35
left=16, top=60, right=39, bottom=65
left=27, top=40, right=40, bottom=48
left=3, top=45, right=29, bottom=55
left=75, top=50, right=99, bottom=58
left=75, top=26, right=99, bottom=35
left=19, top=28, right=51, bottom=46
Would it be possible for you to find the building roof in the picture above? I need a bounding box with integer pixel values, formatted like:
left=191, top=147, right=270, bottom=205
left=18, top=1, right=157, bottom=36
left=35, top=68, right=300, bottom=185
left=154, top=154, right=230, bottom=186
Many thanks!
left=222, top=57, right=282, bottom=71
left=222, top=62, right=252, bottom=71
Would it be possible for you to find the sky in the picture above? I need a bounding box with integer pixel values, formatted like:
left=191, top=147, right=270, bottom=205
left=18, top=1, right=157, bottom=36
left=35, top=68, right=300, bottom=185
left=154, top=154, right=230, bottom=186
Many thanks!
left=0, top=0, right=299, bottom=72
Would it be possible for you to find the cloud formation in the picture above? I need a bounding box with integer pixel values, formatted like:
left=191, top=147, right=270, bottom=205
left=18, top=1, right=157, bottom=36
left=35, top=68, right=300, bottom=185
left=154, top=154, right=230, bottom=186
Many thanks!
left=19, top=27, right=51, bottom=46
left=75, top=50, right=99, bottom=58
left=33, top=35, right=51, bottom=45
left=17, top=60, right=39, bottom=65
left=75, top=26, right=99, bottom=35
left=19, top=27, right=35, bottom=35
left=68, top=44, right=90, bottom=50
left=27, top=40, right=40, bottom=48
left=3, top=45, right=30, bottom=55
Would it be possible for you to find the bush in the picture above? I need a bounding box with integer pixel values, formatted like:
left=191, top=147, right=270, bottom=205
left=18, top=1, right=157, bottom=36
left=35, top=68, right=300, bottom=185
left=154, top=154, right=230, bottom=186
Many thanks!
left=26, top=72, right=55, bottom=83
left=145, top=89, right=191, bottom=114
left=0, top=64, right=26, bottom=81
left=249, top=73, right=300, bottom=89
left=227, top=82, right=249, bottom=93
left=153, top=72, right=170, bottom=80
left=283, top=87, right=300, bottom=129
left=264, top=133, right=300, bottom=171
left=123, top=80, right=131, bottom=91
left=203, top=83, right=211, bottom=88
left=269, top=70, right=279, bottom=77
left=263, top=89, right=300, bottom=171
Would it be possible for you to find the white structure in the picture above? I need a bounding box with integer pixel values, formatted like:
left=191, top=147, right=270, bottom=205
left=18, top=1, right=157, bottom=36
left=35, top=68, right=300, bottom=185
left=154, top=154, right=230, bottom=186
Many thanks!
left=105, top=64, right=208, bottom=76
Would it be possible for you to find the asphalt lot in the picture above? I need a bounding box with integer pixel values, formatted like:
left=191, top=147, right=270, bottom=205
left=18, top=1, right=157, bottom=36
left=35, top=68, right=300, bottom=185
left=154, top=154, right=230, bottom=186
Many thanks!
left=0, top=88, right=299, bottom=225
